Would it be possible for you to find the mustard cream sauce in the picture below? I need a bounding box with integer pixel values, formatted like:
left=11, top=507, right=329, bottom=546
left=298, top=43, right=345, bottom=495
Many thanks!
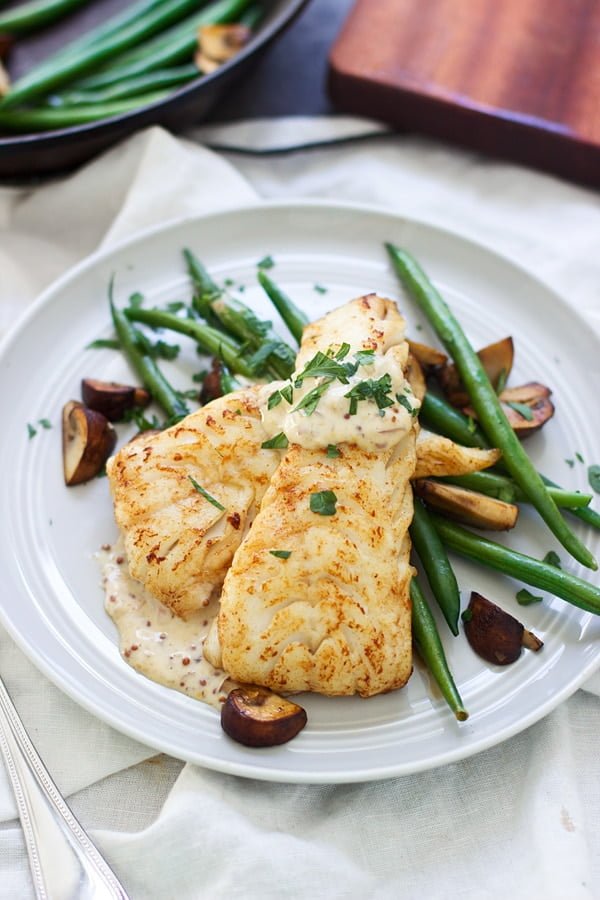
left=260, top=348, right=419, bottom=452
left=99, top=542, right=234, bottom=709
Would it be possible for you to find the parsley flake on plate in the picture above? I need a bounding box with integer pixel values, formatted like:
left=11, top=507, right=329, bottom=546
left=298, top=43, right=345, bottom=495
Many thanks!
left=588, top=465, right=600, bottom=494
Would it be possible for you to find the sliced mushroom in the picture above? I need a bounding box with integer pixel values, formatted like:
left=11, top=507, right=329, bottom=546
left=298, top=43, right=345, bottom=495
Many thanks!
left=81, top=378, right=151, bottom=422
left=199, top=359, right=223, bottom=404
left=0, top=34, right=13, bottom=61
left=414, top=430, right=501, bottom=479
left=463, top=592, right=543, bottom=665
left=0, top=60, right=10, bottom=98
left=414, top=479, right=519, bottom=531
left=221, top=686, right=307, bottom=747
left=195, top=23, right=251, bottom=71
left=463, top=382, right=555, bottom=439
left=194, top=52, right=221, bottom=74
left=405, top=353, right=426, bottom=402
left=500, top=383, right=554, bottom=438
left=62, top=401, right=117, bottom=486
left=407, top=339, right=448, bottom=373
left=438, top=337, right=514, bottom=407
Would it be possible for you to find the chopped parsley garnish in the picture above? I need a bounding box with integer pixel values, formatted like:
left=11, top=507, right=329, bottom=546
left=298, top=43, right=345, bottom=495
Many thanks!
left=280, top=384, right=294, bottom=404
left=151, top=340, right=180, bottom=360
left=335, top=343, right=351, bottom=360
left=588, top=465, right=600, bottom=494
left=188, top=476, right=225, bottom=511
left=267, top=390, right=283, bottom=410
left=177, top=388, right=200, bottom=400
left=223, top=277, right=235, bottom=287
left=495, top=368, right=508, bottom=395
left=268, top=383, right=295, bottom=410
left=461, top=609, right=473, bottom=623
left=122, top=408, right=161, bottom=431
left=294, top=380, right=333, bottom=415
left=162, top=300, right=186, bottom=314
left=257, top=255, right=275, bottom=270
left=261, top=432, right=289, bottom=450
left=565, top=458, right=575, bottom=468
left=396, top=393, right=418, bottom=417
left=326, top=444, right=341, bottom=458
left=353, top=349, right=376, bottom=367
left=27, top=423, right=36, bottom=439
left=310, top=490, right=338, bottom=516
left=294, top=351, right=354, bottom=387
left=270, top=550, right=291, bottom=559
left=87, top=338, right=120, bottom=350
left=38, top=418, right=52, bottom=429
left=505, top=400, right=534, bottom=421
left=134, top=329, right=180, bottom=361
left=575, top=452, right=584, bottom=464
left=516, top=588, right=543, bottom=606
left=345, top=374, right=395, bottom=416
left=313, top=284, right=328, bottom=294
left=128, top=291, right=144, bottom=308
left=543, top=550, right=562, bottom=569
left=192, top=369, right=208, bottom=383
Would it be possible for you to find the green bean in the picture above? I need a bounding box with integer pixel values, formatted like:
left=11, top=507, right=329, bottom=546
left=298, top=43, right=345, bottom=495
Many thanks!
left=66, top=0, right=252, bottom=92
left=125, top=306, right=258, bottom=379
left=444, top=471, right=592, bottom=509
left=420, top=391, right=489, bottom=449
left=182, top=248, right=228, bottom=331
left=410, top=578, right=468, bottom=721
left=410, top=499, right=461, bottom=635
left=211, top=298, right=296, bottom=379
left=239, top=1, right=263, bottom=28
left=387, top=243, right=596, bottom=571
left=0, top=0, right=89, bottom=34
left=47, top=0, right=169, bottom=62
left=0, top=92, right=171, bottom=130
left=541, top=476, right=600, bottom=532
left=49, top=64, right=198, bottom=107
left=1, top=0, right=212, bottom=108
left=257, top=270, right=309, bottom=345
left=431, top=513, right=600, bottom=615
left=184, top=248, right=296, bottom=379
left=110, top=298, right=188, bottom=423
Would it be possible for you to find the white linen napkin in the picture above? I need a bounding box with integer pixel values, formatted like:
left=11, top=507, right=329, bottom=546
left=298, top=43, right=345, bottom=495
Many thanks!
left=1, top=118, right=599, bottom=900
left=0, top=127, right=257, bottom=823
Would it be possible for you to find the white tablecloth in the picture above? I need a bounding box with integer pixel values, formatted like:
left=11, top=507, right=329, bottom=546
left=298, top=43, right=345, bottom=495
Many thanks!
left=1, top=118, right=599, bottom=899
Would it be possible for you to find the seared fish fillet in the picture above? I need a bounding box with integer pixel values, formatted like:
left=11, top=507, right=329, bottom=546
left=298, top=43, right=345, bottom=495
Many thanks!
left=207, top=294, right=418, bottom=697
left=106, top=389, right=279, bottom=618
left=108, top=309, right=499, bottom=622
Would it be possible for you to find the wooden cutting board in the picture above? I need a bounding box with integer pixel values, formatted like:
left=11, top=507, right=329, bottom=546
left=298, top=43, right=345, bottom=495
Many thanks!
left=328, top=0, right=600, bottom=187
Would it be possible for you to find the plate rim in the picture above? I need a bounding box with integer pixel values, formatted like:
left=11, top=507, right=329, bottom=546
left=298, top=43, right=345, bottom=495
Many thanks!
left=1, top=197, right=599, bottom=784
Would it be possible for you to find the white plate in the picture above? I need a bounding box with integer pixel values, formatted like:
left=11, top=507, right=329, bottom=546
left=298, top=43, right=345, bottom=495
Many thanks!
left=1, top=200, right=599, bottom=784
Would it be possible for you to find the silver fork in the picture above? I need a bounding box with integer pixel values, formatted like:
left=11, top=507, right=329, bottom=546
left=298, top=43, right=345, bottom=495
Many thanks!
left=0, top=672, right=130, bottom=899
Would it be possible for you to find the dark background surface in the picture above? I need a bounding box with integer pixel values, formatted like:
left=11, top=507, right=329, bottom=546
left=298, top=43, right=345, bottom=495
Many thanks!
left=209, top=0, right=354, bottom=120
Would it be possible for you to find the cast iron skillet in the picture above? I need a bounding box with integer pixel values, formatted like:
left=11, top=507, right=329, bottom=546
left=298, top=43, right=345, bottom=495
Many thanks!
left=0, top=0, right=308, bottom=178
